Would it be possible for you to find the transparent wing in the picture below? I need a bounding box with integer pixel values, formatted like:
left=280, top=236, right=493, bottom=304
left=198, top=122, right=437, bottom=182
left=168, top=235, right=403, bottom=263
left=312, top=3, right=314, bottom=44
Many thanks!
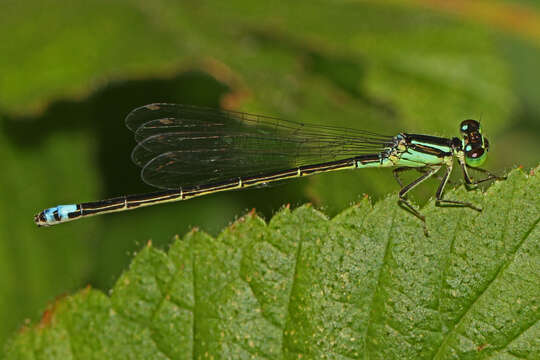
left=125, top=103, right=395, bottom=189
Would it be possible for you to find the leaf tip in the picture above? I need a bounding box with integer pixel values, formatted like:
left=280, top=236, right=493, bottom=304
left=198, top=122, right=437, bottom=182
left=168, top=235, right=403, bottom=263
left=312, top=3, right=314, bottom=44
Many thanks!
left=38, top=294, right=67, bottom=328
left=236, top=208, right=258, bottom=225
left=17, top=319, right=31, bottom=335
left=477, top=343, right=490, bottom=352
left=39, top=308, right=54, bottom=328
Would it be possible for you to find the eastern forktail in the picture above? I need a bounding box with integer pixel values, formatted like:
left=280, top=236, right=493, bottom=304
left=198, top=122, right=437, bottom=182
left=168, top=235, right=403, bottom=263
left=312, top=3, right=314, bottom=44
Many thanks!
left=34, top=103, right=504, bottom=234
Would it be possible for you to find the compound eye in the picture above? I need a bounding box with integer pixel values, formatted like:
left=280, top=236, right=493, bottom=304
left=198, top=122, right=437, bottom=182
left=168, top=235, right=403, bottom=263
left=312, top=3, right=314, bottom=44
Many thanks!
left=460, top=119, right=480, bottom=134
left=465, top=145, right=488, bottom=167
left=467, top=147, right=484, bottom=159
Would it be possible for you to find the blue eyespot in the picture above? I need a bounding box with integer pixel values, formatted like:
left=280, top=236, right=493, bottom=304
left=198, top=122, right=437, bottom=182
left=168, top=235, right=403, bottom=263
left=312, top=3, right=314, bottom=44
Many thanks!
left=460, top=119, right=480, bottom=134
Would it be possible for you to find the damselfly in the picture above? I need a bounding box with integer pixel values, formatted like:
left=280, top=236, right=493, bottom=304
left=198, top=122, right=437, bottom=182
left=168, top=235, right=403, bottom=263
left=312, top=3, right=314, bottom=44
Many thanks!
left=34, top=103, right=504, bottom=234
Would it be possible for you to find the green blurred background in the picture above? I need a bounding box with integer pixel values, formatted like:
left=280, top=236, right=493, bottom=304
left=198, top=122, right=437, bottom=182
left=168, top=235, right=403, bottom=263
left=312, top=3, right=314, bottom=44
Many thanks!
left=1, top=0, right=539, bottom=349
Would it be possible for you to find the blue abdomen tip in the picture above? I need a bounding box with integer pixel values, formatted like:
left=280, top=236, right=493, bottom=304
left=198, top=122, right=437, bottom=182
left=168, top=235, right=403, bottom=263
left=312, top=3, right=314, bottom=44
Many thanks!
left=43, top=204, right=78, bottom=223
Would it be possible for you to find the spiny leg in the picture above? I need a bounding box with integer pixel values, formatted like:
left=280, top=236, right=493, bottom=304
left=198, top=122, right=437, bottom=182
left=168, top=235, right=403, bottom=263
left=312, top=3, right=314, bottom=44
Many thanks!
left=393, top=167, right=415, bottom=187
left=435, top=165, right=482, bottom=211
left=459, top=161, right=505, bottom=186
left=466, top=165, right=507, bottom=184
left=394, top=166, right=448, bottom=188
left=398, top=166, right=440, bottom=236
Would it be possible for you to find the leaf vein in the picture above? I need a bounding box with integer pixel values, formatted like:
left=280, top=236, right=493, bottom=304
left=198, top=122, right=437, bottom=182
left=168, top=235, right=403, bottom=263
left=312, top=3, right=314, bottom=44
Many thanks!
left=280, top=236, right=304, bottom=357
left=432, top=179, right=530, bottom=359
left=363, top=204, right=396, bottom=359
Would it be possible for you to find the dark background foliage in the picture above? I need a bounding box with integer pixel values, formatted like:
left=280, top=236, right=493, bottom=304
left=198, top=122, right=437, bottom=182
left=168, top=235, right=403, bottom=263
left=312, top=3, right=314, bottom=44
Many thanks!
left=1, top=0, right=539, bottom=348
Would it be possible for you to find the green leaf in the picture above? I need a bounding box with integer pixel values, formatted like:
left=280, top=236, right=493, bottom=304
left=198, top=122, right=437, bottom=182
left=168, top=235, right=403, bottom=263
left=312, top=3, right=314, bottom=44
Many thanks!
left=4, top=165, right=539, bottom=359
left=5, top=0, right=540, bottom=348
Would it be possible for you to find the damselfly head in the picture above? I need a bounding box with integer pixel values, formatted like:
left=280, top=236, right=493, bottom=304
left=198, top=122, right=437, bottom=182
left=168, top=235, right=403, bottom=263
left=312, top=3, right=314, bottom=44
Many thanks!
left=460, top=119, right=489, bottom=167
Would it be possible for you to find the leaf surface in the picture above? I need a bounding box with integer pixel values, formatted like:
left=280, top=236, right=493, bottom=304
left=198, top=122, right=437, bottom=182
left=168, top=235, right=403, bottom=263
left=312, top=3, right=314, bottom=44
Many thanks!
left=4, top=166, right=539, bottom=359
